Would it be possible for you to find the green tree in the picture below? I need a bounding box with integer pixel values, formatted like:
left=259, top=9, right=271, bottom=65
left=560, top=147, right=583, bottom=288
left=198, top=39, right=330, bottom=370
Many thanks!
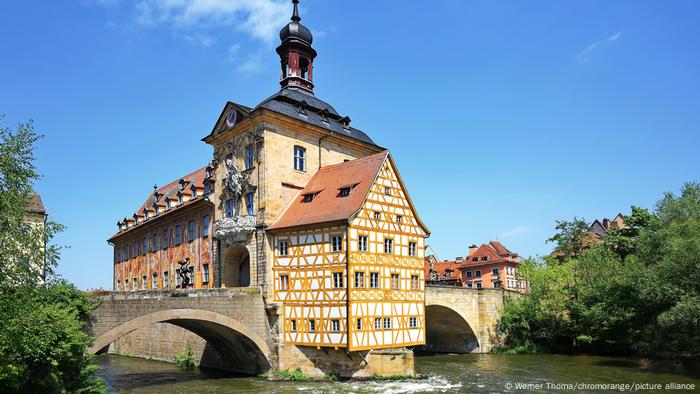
left=0, top=116, right=105, bottom=393
left=547, top=218, right=590, bottom=260
left=499, top=183, right=700, bottom=358
left=603, top=206, right=659, bottom=259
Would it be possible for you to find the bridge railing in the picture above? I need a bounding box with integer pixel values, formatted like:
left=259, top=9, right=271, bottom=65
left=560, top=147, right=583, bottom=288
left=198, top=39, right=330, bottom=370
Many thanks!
left=86, top=287, right=261, bottom=300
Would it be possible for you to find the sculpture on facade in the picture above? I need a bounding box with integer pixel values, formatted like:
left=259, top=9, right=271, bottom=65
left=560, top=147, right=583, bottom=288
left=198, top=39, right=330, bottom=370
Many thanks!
left=178, top=257, right=191, bottom=288
left=213, top=145, right=256, bottom=247
left=225, top=156, right=244, bottom=216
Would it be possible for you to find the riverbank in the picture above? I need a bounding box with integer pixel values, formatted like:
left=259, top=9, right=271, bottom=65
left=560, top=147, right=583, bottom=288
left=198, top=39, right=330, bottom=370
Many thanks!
left=95, top=352, right=700, bottom=393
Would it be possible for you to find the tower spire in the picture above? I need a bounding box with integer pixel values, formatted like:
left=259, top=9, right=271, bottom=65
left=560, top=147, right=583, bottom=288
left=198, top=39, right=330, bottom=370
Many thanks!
left=277, top=0, right=316, bottom=92
left=291, top=0, right=301, bottom=22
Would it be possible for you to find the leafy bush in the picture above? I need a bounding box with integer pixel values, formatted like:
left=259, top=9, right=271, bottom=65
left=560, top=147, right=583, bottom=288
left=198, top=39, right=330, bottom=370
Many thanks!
left=272, top=367, right=309, bottom=381
left=174, top=342, right=196, bottom=369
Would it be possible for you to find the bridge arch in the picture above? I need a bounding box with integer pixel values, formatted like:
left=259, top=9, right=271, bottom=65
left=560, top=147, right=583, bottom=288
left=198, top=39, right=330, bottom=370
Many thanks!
left=90, top=309, right=270, bottom=374
left=422, top=301, right=479, bottom=353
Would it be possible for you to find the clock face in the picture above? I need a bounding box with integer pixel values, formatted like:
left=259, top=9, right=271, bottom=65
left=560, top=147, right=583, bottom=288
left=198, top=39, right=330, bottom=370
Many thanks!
left=225, top=108, right=238, bottom=128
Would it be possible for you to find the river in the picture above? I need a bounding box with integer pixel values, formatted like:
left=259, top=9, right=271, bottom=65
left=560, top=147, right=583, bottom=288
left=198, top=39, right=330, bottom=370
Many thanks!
left=95, top=353, right=700, bottom=393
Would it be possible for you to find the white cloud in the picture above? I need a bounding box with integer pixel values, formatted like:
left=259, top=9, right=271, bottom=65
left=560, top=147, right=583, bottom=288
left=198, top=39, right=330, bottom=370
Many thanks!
left=498, top=226, right=532, bottom=238
left=133, top=0, right=290, bottom=42
left=576, top=31, right=623, bottom=63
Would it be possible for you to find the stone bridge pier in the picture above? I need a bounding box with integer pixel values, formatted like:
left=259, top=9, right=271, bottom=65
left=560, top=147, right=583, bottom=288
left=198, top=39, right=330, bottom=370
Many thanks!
left=423, top=286, right=516, bottom=353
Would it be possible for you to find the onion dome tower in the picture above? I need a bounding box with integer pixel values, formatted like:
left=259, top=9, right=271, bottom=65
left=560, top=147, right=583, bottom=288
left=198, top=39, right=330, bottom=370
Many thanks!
left=277, top=0, right=317, bottom=93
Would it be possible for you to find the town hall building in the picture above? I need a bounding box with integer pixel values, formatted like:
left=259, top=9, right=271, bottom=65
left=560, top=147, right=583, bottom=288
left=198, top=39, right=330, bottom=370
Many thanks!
left=107, top=0, right=429, bottom=376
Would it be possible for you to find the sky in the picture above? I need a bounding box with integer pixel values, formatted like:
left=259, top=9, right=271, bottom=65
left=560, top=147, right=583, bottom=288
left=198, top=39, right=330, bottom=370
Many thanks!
left=1, top=0, right=699, bottom=290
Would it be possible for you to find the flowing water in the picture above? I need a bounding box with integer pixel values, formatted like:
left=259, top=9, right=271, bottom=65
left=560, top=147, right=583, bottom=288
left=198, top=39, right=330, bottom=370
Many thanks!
left=95, top=353, right=700, bottom=393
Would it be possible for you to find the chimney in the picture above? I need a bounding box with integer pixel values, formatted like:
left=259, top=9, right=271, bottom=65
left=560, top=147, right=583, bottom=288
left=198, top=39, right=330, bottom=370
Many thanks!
left=468, top=244, right=478, bottom=256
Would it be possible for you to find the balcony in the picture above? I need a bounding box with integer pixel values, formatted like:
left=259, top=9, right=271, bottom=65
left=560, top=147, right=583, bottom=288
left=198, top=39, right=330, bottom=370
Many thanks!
left=214, top=215, right=256, bottom=246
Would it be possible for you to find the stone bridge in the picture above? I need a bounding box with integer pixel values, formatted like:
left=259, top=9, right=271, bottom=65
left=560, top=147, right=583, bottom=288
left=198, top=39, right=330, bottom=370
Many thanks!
left=88, top=286, right=516, bottom=374
left=424, top=286, right=518, bottom=353
left=88, top=287, right=273, bottom=374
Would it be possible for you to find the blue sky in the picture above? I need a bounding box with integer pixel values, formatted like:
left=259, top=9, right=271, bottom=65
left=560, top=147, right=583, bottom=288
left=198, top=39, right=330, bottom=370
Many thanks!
left=1, top=0, right=699, bottom=290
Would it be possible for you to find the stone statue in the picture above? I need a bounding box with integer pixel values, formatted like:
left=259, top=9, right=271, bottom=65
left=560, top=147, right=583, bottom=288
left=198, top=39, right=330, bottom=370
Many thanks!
left=225, top=157, right=244, bottom=216
left=178, top=258, right=191, bottom=288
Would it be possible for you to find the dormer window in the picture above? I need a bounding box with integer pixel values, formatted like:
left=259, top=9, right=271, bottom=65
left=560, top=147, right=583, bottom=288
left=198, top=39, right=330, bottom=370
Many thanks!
left=302, top=193, right=314, bottom=203
left=205, top=166, right=213, bottom=178
left=178, top=194, right=184, bottom=205
left=166, top=199, right=172, bottom=209
left=472, top=257, right=478, bottom=262
left=297, top=103, right=307, bottom=116
left=178, top=180, right=185, bottom=191
left=481, top=256, right=488, bottom=261
left=204, top=180, right=211, bottom=195
left=339, top=187, right=351, bottom=197
left=155, top=206, right=159, bottom=215
left=191, top=185, right=197, bottom=199
left=144, top=210, right=149, bottom=219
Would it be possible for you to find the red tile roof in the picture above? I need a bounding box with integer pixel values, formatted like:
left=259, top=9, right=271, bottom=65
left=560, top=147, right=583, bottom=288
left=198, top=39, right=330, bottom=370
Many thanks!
left=425, top=259, right=463, bottom=284
left=269, top=151, right=390, bottom=230
left=461, top=241, right=518, bottom=266
left=110, top=166, right=212, bottom=240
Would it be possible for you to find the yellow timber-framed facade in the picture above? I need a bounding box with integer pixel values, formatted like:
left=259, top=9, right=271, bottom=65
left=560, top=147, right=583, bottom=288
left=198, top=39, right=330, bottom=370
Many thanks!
left=270, top=152, right=429, bottom=351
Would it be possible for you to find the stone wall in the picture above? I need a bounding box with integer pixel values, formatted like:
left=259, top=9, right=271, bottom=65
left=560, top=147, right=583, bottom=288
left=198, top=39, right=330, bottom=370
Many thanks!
left=276, top=343, right=415, bottom=379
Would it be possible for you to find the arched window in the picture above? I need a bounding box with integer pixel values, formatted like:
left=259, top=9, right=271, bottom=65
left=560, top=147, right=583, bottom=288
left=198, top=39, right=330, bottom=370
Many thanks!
left=299, top=57, right=309, bottom=79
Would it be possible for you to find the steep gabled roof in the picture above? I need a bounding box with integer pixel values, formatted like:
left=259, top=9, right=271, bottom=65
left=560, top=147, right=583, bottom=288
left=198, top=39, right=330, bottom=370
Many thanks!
left=268, top=151, right=389, bottom=230
left=109, top=167, right=212, bottom=241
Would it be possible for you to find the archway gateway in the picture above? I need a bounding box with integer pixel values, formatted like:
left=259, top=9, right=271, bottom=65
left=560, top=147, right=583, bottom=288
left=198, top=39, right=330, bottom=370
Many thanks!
left=90, top=309, right=271, bottom=374
left=221, top=245, right=250, bottom=288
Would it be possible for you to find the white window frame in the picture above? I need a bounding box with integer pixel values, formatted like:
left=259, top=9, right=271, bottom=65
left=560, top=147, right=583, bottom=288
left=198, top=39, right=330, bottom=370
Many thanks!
left=332, top=272, right=344, bottom=288
left=279, top=241, right=289, bottom=256
left=409, top=316, right=418, bottom=328
left=391, top=273, right=400, bottom=289
left=408, top=241, right=416, bottom=256
left=293, top=145, right=306, bottom=172
left=203, top=264, right=210, bottom=283
left=384, top=238, right=393, bottom=254
left=331, top=319, right=340, bottom=332
left=331, top=235, right=343, bottom=252
left=411, top=275, right=420, bottom=290
left=355, top=271, right=365, bottom=288
left=358, top=235, right=368, bottom=252
left=383, top=317, right=392, bottom=330
left=370, top=272, right=380, bottom=288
